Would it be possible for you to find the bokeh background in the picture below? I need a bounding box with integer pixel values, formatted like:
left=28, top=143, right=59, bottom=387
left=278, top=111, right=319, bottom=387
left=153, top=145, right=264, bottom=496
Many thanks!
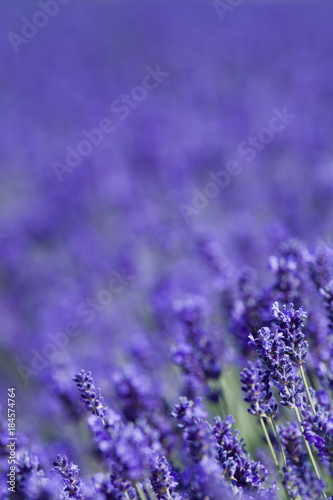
left=1, top=0, right=333, bottom=476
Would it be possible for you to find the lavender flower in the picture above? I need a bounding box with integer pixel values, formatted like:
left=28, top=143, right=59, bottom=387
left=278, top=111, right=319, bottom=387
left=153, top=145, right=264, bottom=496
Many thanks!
left=172, top=398, right=235, bottom=499
left=51, top=455, right=83, bottom=499
left=150, top=455, right=178, bottom=499
left=279, top=378, right=304, bottom=409
left=309, top=245, right=332, bottom=291
left=249, top=309, right=309, bottom=411
left=73, top=369, right=107, bottom=419
left=87, top=405, right=161, bottom=485
left=283, top=465, right=318, bottom=500
left=279, top=415, right=328, bottom=498
left=240, top=360, right=277, bottom=417
left=320, top=280, right=333, bottom=334
left=180, top=460, right=229, bottom=500
left=172, top=397, right=217, bottom=463
left=279, top=422, right=304, bottom=467
left=303, top=404, right=333, bottom=464
left=172, top=295, right=222, bottom=401
left=268, top=239, right=308, bottom=306
left=213, top=415, right=277, bottom=496
left=230, top=266, right=264, bottom=353
left=272, top=302, right=309, bottom=364
left=52, top=368, right=84, bottom=421
left=248, top=326, right=294, bottom=387
left=14, top=451, right=46, bottom=498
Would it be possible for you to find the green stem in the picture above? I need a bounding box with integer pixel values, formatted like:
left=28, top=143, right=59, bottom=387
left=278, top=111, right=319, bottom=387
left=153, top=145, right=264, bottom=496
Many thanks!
left=269, top=418, right=293, bottom=500
left=218, top=377, right=228, bottom=419
left=260, top=417, right=283, bottom=481
left=136, top=484, right=147, bottom=500
left=299, top=363, right=316, bottom=416
left=293, top=406, right=327, bottom=499
left=144, top=481, right=157, bottom=500
left=282, top=384, right=326, bottom=497
left=270, top=418, right=287, bottom=468
left=166, top=488, right=172, bottom=500
left=125, top=493, right=131, bottom=500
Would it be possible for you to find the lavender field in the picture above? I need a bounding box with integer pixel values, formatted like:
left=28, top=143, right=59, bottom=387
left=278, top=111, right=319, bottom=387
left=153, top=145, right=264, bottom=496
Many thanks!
left=1, top=0, right=333, bottom=498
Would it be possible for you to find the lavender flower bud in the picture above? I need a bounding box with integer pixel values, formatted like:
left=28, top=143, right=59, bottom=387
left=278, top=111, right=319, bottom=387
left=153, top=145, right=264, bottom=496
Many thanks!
left=320, top=280, right=333, bottom=334
left=172, top=397, right=217, bottom=463
left=73, top=369, right=107, bottom=418
left=303, top=404, right=333, bottom=464
left=150, top=455, right=178, bottom=499
left=272, top=302, right=309, bottom=363
left=213, top=415, right=274, bottom=495
left=51, top=455, right=83, bottom=500
left=172, top=295, right=222, bottom=391
left=249, top=327, right=294, bottom=386
left=240, top=360, right=278, bottom=417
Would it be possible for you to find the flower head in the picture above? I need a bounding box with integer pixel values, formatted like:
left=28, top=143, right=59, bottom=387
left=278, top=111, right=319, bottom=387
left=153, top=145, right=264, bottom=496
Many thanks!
left=249, top=326, right=294, bottom=386
left=320, top=280, right=333, bottom=334
left=73, top=369, right=107, bottom=419
left=172, top=397, right=217, bottom=463
left=240, top=360, right=278, bottom=417
left=51, top=455, right=83, bottom=500
left=272, top=302, right=309, bottom=363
